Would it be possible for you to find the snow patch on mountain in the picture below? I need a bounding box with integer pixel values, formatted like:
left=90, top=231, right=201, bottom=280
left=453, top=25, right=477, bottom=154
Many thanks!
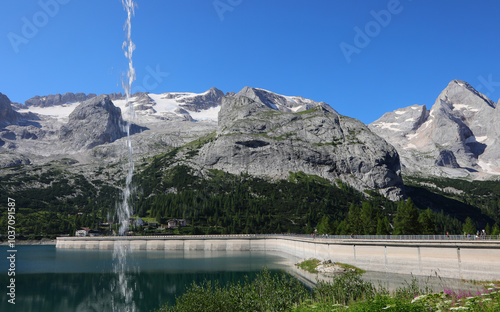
left=15, top=88, right=225, bottom=124
left=17, top=102, right=81, bottom=121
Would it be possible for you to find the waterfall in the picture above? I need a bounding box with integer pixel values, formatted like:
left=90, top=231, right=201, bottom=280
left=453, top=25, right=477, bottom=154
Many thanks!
left=112, top=1, right=137, bottom=311
left=118, top=0, right=136, bottom=236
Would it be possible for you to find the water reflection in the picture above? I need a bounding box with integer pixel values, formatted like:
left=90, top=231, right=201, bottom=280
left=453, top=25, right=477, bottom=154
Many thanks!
left=3, top=271, right=279, bottom=312
left=0, top=246, right=291, bottom=312
left=0, top=246, right=485, bottom=312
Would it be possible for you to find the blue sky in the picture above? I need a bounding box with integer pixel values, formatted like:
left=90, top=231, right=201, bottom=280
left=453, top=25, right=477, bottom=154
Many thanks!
left=1, top=0, right=499, bottom=124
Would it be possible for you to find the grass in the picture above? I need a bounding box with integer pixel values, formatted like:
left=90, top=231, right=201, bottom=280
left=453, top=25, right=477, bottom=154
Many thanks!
left=157, top=269, right=500, bottom=312
left=335, top=262, right=366, bottom=274
left=157, top=269, right=308, bottom=312
left=296, top=106, right=322, bottom=115
left=182, top=131, right=216, bottom=150
left=288, top=171, right=332, bottom=186
left=296, top=259, right=366, bottom=275
left=132, top=216, right=158, bottom=224
left=296, top=258, right=321, bottom=273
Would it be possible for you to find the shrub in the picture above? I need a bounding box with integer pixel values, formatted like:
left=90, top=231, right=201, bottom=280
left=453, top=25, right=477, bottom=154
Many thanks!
left=159, top=269, right=308, bottom=312
left=314, top=272, right=376, bottom=305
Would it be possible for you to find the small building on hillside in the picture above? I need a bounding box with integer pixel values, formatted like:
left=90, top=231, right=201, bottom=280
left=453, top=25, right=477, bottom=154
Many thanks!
left=135, top=218, right=146, bottom=227
left=167, top=219, right=187, bottom=228
left=75, top=229, right=88, bottom=237
left=89, top=229, right=102, bottom=237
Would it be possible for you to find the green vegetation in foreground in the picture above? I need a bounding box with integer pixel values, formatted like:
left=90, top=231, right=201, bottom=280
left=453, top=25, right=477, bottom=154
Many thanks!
left=157, top=269, right=500, bottom=312
left=296, top=259, right=366, bottom=274
left=158, top=269, right=308, bottom=312
left=335, top=263, right=366, bottom=274
left=296, top=259, right=321, bottom=273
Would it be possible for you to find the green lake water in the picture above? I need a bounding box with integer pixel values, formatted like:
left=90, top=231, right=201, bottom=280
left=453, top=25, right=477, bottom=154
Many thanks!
left=0, top=245, right=294, bottom=312
left=0, top=245, right=483, bottom=312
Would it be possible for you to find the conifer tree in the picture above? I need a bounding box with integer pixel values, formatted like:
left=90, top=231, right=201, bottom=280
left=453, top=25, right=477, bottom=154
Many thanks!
left=393, top=198, right=419, bottom=235
left=491, top=223, right=500, bottom=236
left=317, top=215, right=332, bottom=234
left=485, top=223, right=491, bottom=236
left=418, top=208, right=436, bottom=235
left=360, top=202, right=377, bottom=235
left=346, top=203, right=362, bottom=234
left=376, top=216, right=391, bottom=235
left=462, top=217, right=476, bottom=235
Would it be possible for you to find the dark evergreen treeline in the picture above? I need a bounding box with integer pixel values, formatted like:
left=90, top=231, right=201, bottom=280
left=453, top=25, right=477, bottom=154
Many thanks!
left=132, top=153, right=499, bottom=235
left=405, top=176, right=500, bottom=225
left=1, top=147, right=499, bottom=238
left=0, top=164, right=120, bottom=238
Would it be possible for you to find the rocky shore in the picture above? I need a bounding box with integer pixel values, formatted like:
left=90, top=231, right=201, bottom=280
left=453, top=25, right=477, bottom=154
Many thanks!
left=295, top=258, right=362, bottom=275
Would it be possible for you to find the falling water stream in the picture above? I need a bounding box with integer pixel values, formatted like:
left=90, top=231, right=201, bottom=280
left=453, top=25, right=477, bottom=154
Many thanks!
left=112, top=0, right=137, bottom=311
left=119, top=0, right=136, bottom=237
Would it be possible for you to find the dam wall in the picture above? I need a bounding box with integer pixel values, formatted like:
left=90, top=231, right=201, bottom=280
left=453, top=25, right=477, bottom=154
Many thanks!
left=56, top=235, right=500, bottom=281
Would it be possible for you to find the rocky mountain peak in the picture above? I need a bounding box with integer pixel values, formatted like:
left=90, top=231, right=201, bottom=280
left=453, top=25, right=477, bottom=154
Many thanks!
left=201, top=90, right=404, bottom=200
left=370, top=79, right=500, bottom=178
left=0, top=92, right=19, bottom=127
left=207, top=86, right=224, bottom=96
left=59, top=95, right=129, bottom=150
left=160, top=87, right=224, bottom=112
left=438, top=79, right=496, bottom=110
left=235, top=87, right=275, bottom=108
left=370, top=104, right=429, bottom=137
left=24, top=92, right=105, bottom=108
left=235, top=87, right=336, bottom=114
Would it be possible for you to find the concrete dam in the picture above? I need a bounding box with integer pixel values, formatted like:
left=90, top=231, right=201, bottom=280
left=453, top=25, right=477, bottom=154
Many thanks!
left=56, top=235, right=500, bottom=281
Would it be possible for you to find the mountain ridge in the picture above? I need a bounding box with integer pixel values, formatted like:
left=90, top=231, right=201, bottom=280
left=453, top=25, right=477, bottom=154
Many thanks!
left=196, top=90, right=404, bottom=200
left=370, top=79, right=500, bottom=179
left=1, top=86, right=405, bottom=200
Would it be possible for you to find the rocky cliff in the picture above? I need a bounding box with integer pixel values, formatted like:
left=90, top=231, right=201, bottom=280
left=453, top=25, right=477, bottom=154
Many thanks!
left=59, top=95, right=132, bottom=150
left=370, top=79, right=500, bottom=178
left=0, top=93, right=20, bottom=127
left=25, top=92, right=96, bottom=107
left=197, top=87, right=404, bottom=200
left=3, top=86, right=406, bottom=199
left=166, top=87, right=224, bottom=111
left=235, top=87, right=337, bottom=113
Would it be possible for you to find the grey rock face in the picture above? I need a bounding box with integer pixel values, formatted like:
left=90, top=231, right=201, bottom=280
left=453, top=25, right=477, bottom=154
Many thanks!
left=59, top=95, right=128, bottom=150
left=435, top=150, right=460, bottom=168
left=0, top=130, right=17, bottom=140
left=166, top=87, right=224, bottom=111
left=130, top=92, right=155, bottom=111
left=0, top=93, right=19, bottom=127
left=235, top=87, right=338, bottom=114
left=10, top=125, right=44, bottom=140
left=108, top=92, right=123, bottom=100
left=370, top=79, right=500, bottom=177
left=198, top=90, right=404, bottom=200
left=25, top=92, right=99, bottom=107
left=174, top=108, right=194, bottom=121
left=0, top=153, right=30, bottom=168
left=370, top=104, right=428, bottom=138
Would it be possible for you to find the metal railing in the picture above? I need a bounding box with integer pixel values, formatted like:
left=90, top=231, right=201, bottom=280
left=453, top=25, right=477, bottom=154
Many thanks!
left=57, top=233, right=500, bottom=241
left=257, top=234, right=500, bottom=241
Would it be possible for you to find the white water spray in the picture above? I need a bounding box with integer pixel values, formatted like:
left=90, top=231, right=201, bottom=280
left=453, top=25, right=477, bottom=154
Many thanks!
left=118, top=0, right=136, bottom=236
left=112, top=1, right=137, bottom=311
